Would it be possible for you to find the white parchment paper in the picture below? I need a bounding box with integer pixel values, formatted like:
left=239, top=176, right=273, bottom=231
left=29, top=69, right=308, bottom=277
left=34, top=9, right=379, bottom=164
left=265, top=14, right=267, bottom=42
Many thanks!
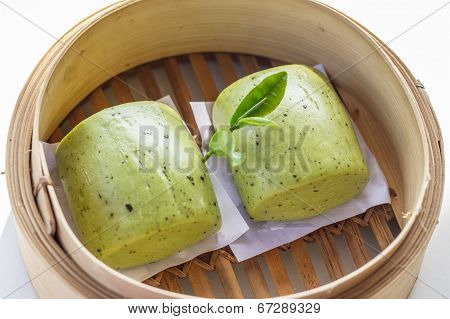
left=190, top=65, right=391, bottom=261
left=42, top=96, right=249, bottom=281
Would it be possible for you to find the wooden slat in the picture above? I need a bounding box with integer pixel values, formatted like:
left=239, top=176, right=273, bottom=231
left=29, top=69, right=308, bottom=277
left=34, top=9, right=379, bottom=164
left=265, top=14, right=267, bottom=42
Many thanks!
left=189, top=54, right=218, bottom=100
left=343, top=220, right=370, bottom=268
left=136, top=64, right=161, bottom=100
left=263, top=249, right=294, bottom=296
left=89, top=87, right=109, bottom=112
left=214, top=255, right=244, bottom=298
left=70, top=106, right=85, bottom=128
left=215, top=53, right=239, bottom=86
left=48, top=128, right=63, bottom=143
left=314, top=228, right=345, bottom=280
left=369, top=209, right=395, bottom=250
left=142, top=277, right=160, bottom=288
left=270, top=59, right=284, bottom=67
left=290, top=239, right=320, bottom=290
left=111, top=75, right=134, bottom=103
left=161, top=272, right=183, bottom=293
left=238, top=54, right=260, bottom=74
left=242, top=257, right=270, bottom=298
left=163, top=57, right=200, bottom=141
left=187, top=263, right=215, bottom=298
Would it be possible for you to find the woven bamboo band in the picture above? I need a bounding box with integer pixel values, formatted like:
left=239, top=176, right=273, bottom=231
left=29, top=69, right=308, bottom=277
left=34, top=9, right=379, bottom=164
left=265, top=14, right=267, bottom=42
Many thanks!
left=144, top=204, right=394, bottom=287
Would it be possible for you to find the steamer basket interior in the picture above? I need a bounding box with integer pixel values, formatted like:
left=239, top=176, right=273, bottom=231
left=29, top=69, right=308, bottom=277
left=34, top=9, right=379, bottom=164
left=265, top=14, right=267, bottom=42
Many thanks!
left=38, top=0, right=428, bottom=223
left=46, top=53, right=401, bottom=298
left=11, top=0, right=438, bottom=298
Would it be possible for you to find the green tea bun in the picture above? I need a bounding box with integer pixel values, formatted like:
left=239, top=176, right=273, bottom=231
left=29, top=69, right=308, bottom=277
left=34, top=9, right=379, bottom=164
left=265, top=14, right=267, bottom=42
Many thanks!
left=56, top=101, right=221, bottom=269
left=212, top=65, right=369, bottom=221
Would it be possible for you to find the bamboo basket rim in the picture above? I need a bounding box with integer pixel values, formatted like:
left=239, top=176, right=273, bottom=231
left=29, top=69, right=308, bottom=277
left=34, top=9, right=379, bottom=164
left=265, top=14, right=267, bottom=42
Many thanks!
left=337, top=11, right=443, bottom=296
left=6, top=0, right=444, bottom=298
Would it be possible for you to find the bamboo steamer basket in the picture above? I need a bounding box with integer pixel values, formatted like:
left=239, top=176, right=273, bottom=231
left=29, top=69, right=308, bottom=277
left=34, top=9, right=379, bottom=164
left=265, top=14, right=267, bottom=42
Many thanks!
left=6, top=0, right=444, bottom=298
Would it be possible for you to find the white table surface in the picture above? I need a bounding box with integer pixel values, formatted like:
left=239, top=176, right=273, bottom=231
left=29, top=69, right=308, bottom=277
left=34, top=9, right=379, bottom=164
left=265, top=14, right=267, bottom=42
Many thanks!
left=0, top=0, right=449, bottom=299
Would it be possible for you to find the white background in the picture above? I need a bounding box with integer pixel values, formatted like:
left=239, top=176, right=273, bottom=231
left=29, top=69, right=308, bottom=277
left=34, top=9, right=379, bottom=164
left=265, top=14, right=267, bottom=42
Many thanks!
left=0, top=299, right=449, bottom=318
left=0, top=0, right=449, bottom=298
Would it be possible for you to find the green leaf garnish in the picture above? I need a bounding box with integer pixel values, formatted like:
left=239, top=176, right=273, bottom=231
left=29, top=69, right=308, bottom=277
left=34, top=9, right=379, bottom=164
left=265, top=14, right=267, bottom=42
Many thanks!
left=235, top=116, right=280, bottom=130
left=202, top=129, right=245, bottom=167
left=203, top=71, right=287, bottom=165
left=230, top=71, right=287, bottom=130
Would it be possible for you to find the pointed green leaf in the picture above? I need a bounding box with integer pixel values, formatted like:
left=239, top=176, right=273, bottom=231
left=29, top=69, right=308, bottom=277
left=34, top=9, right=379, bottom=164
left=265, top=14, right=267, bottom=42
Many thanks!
left=230, top=71, right=287, bottom=129
left=236, top=116, right=280, bottom=129
left=202, top=128, right=245, bottom=167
